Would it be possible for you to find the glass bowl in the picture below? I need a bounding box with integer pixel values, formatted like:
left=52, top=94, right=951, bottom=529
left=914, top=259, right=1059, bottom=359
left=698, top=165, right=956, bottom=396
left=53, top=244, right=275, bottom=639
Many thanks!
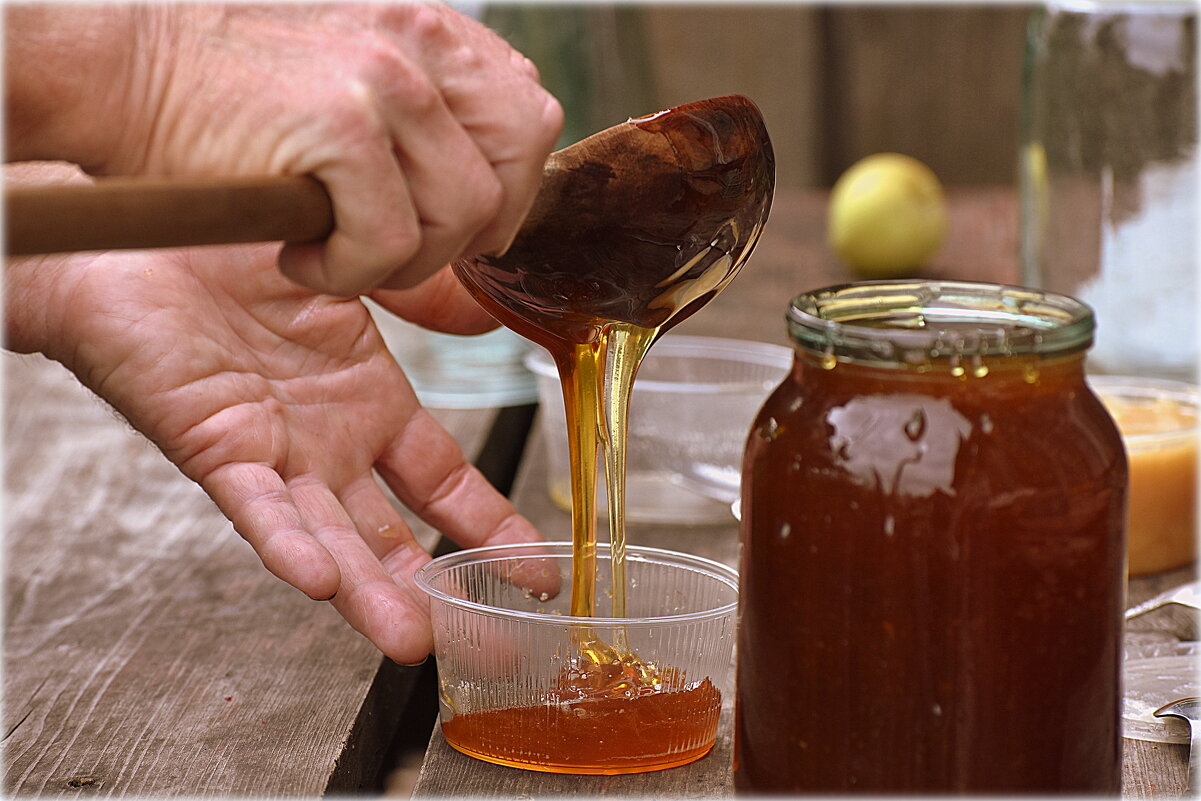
left=524, top=334, right=791, bottom=524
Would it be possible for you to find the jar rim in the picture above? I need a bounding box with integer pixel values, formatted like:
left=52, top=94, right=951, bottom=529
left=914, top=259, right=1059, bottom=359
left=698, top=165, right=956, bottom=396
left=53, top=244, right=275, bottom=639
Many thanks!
left=787, top=280, right=1095, bottom=367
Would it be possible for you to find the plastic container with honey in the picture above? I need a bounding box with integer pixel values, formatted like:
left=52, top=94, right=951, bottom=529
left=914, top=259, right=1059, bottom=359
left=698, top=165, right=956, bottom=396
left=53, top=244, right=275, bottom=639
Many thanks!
left=415, top=542, right=738, bottom=775
left=735, top=280, right=1127, bottom=793
left=1089, top=376, right=1199, bottom=576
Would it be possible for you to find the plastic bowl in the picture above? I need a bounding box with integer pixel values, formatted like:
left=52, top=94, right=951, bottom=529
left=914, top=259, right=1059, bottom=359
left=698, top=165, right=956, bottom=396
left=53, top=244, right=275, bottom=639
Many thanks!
left=524, top=335, right=792, bottom=525
left=1088, top=375, right=1199, bottom=575
left=414, top=542, right=739, bottom=774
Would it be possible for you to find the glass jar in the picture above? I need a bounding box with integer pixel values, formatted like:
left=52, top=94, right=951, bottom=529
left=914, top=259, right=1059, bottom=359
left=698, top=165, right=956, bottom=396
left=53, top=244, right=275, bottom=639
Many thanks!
left=734, top=280, right=1127, bottom=793
left=1019, top=0, right=1197, bottom=381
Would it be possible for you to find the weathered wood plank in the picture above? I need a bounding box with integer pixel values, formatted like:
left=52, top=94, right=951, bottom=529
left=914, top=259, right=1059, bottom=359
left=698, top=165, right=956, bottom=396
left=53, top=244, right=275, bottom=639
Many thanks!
left=818, top=6, right=1031, bottom=186
left=1122, top=566, right=1196, bottom=798
left=3, top=351, right=497, bottom=796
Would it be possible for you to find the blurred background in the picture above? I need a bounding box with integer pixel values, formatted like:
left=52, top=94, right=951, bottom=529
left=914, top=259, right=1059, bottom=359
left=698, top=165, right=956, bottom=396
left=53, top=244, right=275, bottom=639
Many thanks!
left=384, top=1, right=1196, bottom=409
left=385, top=5, right=1197, bottom=792
left=483, top=4, right=1032, bottom=188
left=381, top=5, right=1038, bottom=409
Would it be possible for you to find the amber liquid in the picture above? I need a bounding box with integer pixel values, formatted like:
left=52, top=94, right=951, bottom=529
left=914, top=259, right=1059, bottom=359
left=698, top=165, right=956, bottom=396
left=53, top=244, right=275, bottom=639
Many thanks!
left=735, top=352, right=1126, bottom=792
left=447, top=98, right=774, bottom=772
left=443, top=675, right=722, bottom=774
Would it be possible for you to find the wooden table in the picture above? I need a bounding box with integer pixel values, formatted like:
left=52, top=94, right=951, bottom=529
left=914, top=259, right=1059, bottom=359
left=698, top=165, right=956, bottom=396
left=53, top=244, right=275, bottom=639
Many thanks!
left=4, top=188, right=1193, bottom=797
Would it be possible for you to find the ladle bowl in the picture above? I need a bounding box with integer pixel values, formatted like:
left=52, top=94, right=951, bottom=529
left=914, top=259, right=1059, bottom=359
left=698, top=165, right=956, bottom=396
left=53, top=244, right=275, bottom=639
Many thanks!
left=6, top=97, right=775, bottom=320
left=452, top=95, right=776, bottom=345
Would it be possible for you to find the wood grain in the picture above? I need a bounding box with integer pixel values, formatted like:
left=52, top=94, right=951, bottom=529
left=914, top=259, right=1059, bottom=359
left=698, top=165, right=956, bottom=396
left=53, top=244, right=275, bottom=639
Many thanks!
left=4, top=175, right=333, bottom=256
left=642, top=5, right=824, bottom=190
left=2, top=351, right=497, bottom=795
left=497, top=6, right=1029, bottom=190
left=817, top=6, right=1032, bottom=186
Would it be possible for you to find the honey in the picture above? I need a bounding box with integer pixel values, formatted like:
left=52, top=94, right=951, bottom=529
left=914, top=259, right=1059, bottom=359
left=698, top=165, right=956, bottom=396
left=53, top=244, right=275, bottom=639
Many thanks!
left=735, top=281, right=1126, bottom=793
left=441, top=673, right=722, bottom=774
left=447, top=96, right=774, bottom=772
left=1093, top=379, right=1199, bottom=575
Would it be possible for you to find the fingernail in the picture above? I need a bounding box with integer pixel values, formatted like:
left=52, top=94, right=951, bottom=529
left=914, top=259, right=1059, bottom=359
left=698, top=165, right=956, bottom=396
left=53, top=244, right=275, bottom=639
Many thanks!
left=394, top=656, right=429, bottom=668
left=490, top=229, right=520, bottom=259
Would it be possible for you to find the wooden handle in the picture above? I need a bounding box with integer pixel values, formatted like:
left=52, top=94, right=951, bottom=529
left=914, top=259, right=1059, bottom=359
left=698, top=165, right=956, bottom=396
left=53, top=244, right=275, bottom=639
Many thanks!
left=4, top=175, right=335, bottom=256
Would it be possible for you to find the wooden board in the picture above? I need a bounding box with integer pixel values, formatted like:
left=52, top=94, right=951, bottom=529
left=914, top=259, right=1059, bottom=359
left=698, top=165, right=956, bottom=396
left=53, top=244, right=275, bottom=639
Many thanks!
left=816, top=6, right=1032, bottom=186
left=498, top=6, right=1030, bottom=190
left=642, top=5, right=825, bottom=190
left=1121, top=567, right=1197, bottom=800
left=2, top=352, right=496, bottom=796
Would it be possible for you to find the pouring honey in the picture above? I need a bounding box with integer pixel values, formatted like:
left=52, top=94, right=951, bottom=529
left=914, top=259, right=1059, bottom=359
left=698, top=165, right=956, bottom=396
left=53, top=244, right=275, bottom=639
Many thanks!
left=443, top=95, right=775, bottom=772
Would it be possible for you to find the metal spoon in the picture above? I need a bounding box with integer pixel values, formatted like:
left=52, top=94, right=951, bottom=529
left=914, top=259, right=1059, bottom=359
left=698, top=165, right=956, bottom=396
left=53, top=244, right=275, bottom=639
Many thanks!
left=1125, top=582, right=1201, bottom=621
left=1154, top=697, right=1200, bottom=791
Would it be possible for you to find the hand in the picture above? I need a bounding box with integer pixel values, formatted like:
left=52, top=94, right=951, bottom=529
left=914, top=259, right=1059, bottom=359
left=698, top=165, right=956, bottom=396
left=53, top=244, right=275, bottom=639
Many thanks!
left=6, top=186, right=539, bottom=665
left=6, top=2, right=564, bottom=297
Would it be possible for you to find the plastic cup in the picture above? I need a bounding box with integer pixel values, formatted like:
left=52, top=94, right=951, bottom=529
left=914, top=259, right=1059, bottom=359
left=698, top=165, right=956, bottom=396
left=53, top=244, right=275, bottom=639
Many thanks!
left=1089, top=375, right=1199, bottom=575
left=413, top=542, right=738, bottom=774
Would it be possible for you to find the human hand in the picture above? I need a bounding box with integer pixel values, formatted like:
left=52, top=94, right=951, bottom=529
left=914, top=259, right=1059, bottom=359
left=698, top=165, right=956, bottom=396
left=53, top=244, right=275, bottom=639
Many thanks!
left=6, top=2, right=563, bottom=297
left=6, top=205, right=538, bottom=664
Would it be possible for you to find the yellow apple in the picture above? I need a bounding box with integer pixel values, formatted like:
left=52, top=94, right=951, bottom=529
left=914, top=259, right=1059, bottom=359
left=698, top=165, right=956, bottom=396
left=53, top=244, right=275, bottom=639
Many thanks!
left=828, top=153, right=948, bottom=277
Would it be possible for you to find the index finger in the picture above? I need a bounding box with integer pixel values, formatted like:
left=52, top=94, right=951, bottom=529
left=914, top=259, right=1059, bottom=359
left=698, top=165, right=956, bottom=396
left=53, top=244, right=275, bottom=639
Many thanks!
left=375, top=407, right=543, bottom=551
left=395, top=6, right=564, bottom=259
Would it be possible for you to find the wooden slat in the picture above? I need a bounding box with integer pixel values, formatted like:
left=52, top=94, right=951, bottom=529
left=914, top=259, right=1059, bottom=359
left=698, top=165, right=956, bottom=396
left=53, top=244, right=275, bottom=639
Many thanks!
left=641, top=5, right=824, bottom=190
left=1123, top=739, right=1191, bottom=800
left=817, top=6, right=1032, bottom=186
left=2, top=351, right=498, bottom=796
left=1122, top=566, right=1196, bottom=799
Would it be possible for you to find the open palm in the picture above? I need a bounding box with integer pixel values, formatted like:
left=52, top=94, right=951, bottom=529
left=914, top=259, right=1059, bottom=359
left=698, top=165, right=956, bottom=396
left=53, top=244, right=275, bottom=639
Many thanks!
left=31, top=242, right=538, bottom=664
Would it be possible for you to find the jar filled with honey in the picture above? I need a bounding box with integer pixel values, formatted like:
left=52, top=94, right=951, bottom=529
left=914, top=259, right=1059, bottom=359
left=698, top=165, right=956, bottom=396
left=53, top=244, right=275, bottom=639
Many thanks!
left=735, top=280, right=1126, bottom=794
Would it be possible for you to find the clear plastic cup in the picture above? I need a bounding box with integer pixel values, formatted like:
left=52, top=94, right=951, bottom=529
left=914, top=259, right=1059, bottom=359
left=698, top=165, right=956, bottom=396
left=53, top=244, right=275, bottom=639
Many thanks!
left=413, top=542, right=738, bottom=774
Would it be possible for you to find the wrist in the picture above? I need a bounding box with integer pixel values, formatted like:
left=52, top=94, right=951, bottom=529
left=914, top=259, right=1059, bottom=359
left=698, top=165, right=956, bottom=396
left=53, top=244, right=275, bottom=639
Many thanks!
left=3, top=164, right=94, bottom=362
left=4, top=253, right=72, bottom=359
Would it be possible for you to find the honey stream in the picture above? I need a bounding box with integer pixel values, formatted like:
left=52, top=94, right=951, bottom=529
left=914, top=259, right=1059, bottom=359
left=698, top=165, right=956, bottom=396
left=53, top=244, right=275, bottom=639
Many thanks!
left=445, top=96, right=774, bottom=769
left=454, top=94, right=773, bottom=656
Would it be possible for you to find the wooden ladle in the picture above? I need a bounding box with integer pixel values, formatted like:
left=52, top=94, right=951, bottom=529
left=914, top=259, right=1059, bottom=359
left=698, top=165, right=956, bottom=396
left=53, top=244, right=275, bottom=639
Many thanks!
left=453, top=94, right=775, bottom=341
left=4, top=96, right=775, bottom=283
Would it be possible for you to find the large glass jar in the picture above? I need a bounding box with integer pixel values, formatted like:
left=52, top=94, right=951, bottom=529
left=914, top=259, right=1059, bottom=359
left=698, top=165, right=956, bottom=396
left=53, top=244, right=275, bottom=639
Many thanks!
left=734, top=280, right=1127, bottom=793
left=1019, top=0, right=1197, bottom=381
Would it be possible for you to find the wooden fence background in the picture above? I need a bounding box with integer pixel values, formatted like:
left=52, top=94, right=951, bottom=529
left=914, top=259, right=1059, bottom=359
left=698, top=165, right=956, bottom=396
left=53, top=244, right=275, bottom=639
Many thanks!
left=485, top=4, right=1033, bottom=188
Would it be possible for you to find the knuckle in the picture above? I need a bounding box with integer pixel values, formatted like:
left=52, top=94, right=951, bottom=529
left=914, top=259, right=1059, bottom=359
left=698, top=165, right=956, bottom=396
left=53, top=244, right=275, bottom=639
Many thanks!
left=466, top=171, right=504, bottom=226
left=357, top=30, right=404, bottom=76
left=403, top=74, right=443, bottom=121
left=399, top=2, right=451, bottom=44
left=513, top=52, right=543, bottom=83
left=348, top=32, right=442, bottom=122
left=537, top=93, right=566, bottom=149
left=317, top=77, right=389, bottom=149
left=376, top=61, right=442, bottom=122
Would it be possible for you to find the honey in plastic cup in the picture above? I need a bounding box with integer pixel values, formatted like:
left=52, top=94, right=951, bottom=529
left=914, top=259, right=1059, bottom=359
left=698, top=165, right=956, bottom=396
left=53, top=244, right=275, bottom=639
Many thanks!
left=1090, top=375, right=1199, bottom=575
left=414, top=542, right=738, bottom=774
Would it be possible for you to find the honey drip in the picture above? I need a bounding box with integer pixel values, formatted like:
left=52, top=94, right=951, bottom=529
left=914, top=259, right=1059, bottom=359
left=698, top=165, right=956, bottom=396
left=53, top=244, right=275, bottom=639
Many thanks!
left=447, top=95, right=774, bottom=772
